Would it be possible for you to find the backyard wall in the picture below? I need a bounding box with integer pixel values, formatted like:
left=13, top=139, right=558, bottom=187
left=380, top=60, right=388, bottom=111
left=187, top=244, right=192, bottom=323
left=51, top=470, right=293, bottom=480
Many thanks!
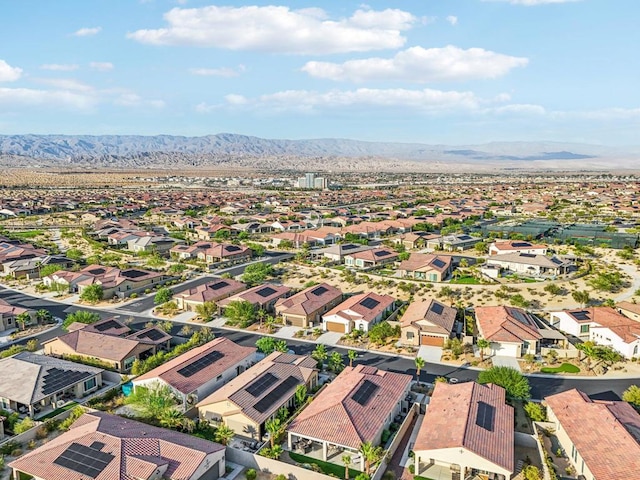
left=226, top=447, right=335, bottom=480
left=371, top=402, right=419, bottom=480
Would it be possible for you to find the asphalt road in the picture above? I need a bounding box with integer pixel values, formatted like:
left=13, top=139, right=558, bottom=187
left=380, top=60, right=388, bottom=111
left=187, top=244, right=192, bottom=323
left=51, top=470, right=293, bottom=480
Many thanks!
left=1, top=285, right=638, bottom=401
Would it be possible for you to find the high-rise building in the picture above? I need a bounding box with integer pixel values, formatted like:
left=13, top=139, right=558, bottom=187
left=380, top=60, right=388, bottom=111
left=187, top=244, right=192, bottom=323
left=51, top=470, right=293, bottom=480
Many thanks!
left=296, top=172, right=329, bottom=189
left=305, top=173, right=316, bottom=189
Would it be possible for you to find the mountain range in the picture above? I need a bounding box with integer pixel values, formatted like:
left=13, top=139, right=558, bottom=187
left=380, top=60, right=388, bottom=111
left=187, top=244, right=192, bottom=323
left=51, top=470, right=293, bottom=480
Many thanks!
left=1, top=133, right=638, bottom=171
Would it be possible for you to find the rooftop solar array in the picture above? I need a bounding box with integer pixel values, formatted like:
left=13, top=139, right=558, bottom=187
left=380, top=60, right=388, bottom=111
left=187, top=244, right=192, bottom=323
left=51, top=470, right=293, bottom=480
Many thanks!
left=177, top=351, right=224, bottom=378
left=311, top=286, right=328, bottom=296
left=93, top=320, right=121, bottom=332
left=209, top=281, right=229, bottom=290
left=519, top=253, right=536, bottom=258
left=254, top=376, right=299, bottom=413
left=458, top=235, right=473, bottom=240
left=342, top=244, right=358, bottom=251
left=121, top=269, right=148, bottom=279
left=246, top=372, right=278, bottom=397
left=360, top=297, right=380, bottom=310
left=137, top=329, right=166, bottom=341
left=475, top=401, right=495, bottom=431
left=374, top=250, right=390, bottom=257
left=511, top=242, right=532, bottom=248
left=88, top=268, right=106, bottom=275
left=430, top=302, right=444, bottom=315
left=432, top=258, right=446, bottom=268
left=351, top=379, right=379, bottom=406
left=42, top=368, right=92, bottom=395
left=256, top=286, right=277, bottom=298
left=226, top=245, right=242, bottom=252
left=53, top=442, right=114, bottom=478
left=572, top=310, right=591, bottom=321
left=550, top=257, right=564, bottom=265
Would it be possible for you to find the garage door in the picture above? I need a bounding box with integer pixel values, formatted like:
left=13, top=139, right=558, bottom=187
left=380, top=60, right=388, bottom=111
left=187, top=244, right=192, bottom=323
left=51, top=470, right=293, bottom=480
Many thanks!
left=198, top=461, right=219, bottom=480
left=325, top=321, right=346, bottom=333
left=421, top=335, right=445, bottom=346
left=285, top=315, right=305, bottom=327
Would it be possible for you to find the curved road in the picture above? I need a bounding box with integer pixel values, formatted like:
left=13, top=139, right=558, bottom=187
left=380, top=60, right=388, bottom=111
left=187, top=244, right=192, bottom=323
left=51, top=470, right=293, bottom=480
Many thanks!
left=0, top=285, right=638, bottom=401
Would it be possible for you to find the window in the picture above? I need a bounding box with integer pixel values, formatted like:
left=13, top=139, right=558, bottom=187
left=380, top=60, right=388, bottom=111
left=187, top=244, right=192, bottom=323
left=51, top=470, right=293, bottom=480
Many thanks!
left=580, top=325, right=589, bottom=334
left=84, top=377, right=97, bottom=391
left=406, top=332, right=414, bottom=340
left=216, top=375, right=222, bottom=381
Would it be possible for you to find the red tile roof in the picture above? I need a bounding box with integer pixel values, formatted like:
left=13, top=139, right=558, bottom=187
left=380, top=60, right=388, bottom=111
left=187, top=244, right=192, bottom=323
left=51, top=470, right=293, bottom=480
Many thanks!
left=414, top=382, right=514, bottom=473
left=323, top=292, right=395, bottom=324
left=275, top=283, right=342, bottom=316
left=545, top=389, right=640, bottom=480
left=288, top=365, right=411, bottom=449
left=475, top=306, right=542, bottom=343
left=400, top=299, right=457, bottom=335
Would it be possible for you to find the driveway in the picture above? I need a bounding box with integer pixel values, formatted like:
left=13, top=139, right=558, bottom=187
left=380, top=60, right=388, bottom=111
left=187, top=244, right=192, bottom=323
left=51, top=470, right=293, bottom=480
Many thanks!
left=316, top=332, right=343, bottom=345
left=492, top=355, right=522, bottom=371
left=418, top=345, right=443, bottom=363
left=274, top=326, right=301, bottom=339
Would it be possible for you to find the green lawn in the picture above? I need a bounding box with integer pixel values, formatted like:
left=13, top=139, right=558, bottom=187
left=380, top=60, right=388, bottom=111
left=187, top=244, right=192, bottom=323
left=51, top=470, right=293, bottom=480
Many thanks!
left=540, top=363, right=580, bottom=374
left=9, top=230, right=44, bottom=239
left=450, top=276, right=481, bottom=284
left=37, top=401, right=78, bottom=420
left=288, top=451, right=360, bottom=479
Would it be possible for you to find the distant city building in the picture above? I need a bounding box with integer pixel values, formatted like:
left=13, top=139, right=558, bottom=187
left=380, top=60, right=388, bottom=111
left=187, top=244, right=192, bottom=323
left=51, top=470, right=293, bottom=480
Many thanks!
left=297, top=172, right=328, bottom=189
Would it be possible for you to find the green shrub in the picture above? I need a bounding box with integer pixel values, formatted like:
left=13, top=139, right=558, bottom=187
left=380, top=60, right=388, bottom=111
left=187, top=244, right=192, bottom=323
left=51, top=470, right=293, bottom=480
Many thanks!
left=0, top=441, right=21, bottom=456
left=245, top=468, right=257, bottom=480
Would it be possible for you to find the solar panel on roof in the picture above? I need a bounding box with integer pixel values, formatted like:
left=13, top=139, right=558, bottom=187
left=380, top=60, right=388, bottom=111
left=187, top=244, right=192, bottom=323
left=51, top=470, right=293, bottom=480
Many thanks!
left=430, top=302, right=444, bottom=315
left=458, top=235, right=472, bottom=240
left=342, top=244, right=358, bottom=251
left=246, top=372, right=279, bottom=397
left=209, top=280, right=229, bottom=290
left=476, top=401, right=495, bottom=431
left=374, top=250, right=390, bottom=257
left=432, top=259, right=446, bottom=268
left=311, top=286, right=328, bottom=296
left=254, top=376, right=299, bottom=413
left=572, top=310, right=590, bottom=320
left=138, top=329, right=166, bottom=341
left=121, top=269, right=147, bottom=279
left=226, top=245, right=242, bottom=252
left=511, top=242, right=531, bottom=247
left=519, top=253, right=536, bottom=258
left=88, top=268, right=106, bottom=275
left=351, top=379, right=379, bottom=406
left=360, top=297, right=380, bottom=310
left=256, top=286, right=277, bottom=297
left=93, top=320, right=121, bottom=332
left=54, top=442, right=115, bottom=478
left=42, top=368, right=93, bottom=395
left=177, top=351, right=224, bottom=378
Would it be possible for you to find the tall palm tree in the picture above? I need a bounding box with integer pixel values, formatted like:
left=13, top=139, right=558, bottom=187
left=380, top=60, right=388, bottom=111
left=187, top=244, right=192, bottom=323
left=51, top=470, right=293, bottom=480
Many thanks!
left=415, top=356, right=425, bottom=384
left=342, top=454, right=352, bottom=480
left=476, top=338, right=490, bottom=363
left=577, top=341, right=598, bottom=371
left=348, top=349, right=357, bottom=367
left=214, top=424, right=235, bottom=446
left=265, top=417, right=281, bottom=449
left=359, top=441, right=383, bottom=476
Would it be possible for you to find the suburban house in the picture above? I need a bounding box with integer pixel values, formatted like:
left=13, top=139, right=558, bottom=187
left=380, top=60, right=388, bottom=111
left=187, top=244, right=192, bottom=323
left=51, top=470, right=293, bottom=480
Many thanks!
left=322, top=292, right=395, bottom=334
left=397, top=253, right=453, bottom=282
left=0, top=352, right=103, bottom=418
left=217, top=283, right=292, bottom=313
left=475, top=306, right=543, bottom=357
left=413, top=382, right=514, bottom=480
left=275, top=283, right=343, bottom=328
left=400, top=299, right=457, bottom=347
left=173, top=278, right=247, bottom=311
left=132, top=338, right=257, bottom=410
left=549, top=307, right=640, bottom=358
left=126, top=234, right=177, bottom=256
left=43, top=320, right=171, bottom=373
left=344, top=248, right=399, bottom=269
left=488, top=240, right=547, bottom=256
left=426, top=234, right=481, bottom=252
left=0, top=299, right=32, bottom=333
left=545, top=388, right=640, bottom=480
left=394, top=232, right=438, bottom=250
left=287, top=365, right=412, bottom=471
left=486, top=252, right=571, bottom=277
left=197, top=352, right=318, bottom=440
left=617, top=301, right=640, bottom=322
left=196, top=242, right=252, bottom=265
left=2, top=254, right=74, bottom=279
left=310, top=243, right=374, bottom=263
left=9, top=411, right=226, bottom=480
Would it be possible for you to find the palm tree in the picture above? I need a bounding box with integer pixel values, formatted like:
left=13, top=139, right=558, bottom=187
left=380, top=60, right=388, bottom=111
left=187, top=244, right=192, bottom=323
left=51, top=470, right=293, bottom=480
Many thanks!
left=476, top=338, right=490, bottom=363
left=36, top=309, right=53, bottom=324
left=359, top=441, right=383, bottom=475
left=415, top=356, right=425, bottom=384
left=158, top=409, right=183, bottom=429
left=312, top=344, right=328, bottom=370
left=576, top=341, right=598, bottom=371
left=342, top=454, right=352, bottom=480
left=214, top=424, right=235, bottom=446
left=348, top=349, right=357, bottom=367
left=295, top=384, right=307, bottom=407
left=265, top=417, right=281, bottom=449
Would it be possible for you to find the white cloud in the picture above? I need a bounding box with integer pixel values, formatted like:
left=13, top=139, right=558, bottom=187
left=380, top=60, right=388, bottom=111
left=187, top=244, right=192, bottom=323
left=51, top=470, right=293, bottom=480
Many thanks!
left=484, top=0, right=581, bottom=5
left=301, top=45, right=528, bottom=83
left=36, top=78, right=94, bottom=92
left=73, top=27, right=102, bottom=37
left=0, top=60, right=23, bottom=82
left=89, top=62, right=114, bottom=71
left=490, top=104, right=546, bottom=115
left=446, top=15, right=458, bottom=25
left=128, top=5, right=416, bottom=54
left=189, top=66, right=245, bottom=78
left=0, top=87, right=97, bottom=110
left=40, top=63, right=79, bottom=71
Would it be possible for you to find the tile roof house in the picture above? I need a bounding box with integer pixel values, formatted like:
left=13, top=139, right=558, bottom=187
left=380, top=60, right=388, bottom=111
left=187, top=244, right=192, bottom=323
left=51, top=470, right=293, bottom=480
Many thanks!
left=173, top=278, right=247, bottom=311
left=0, top=298, right=31, bottom=333
left=9, top=411, right=226, bottom=480
left=322, top=292, right=395, bottom=334
left=488, top=240, right=548, bottom=256
left=397, top=253, right=453, bottom=282
left=217, top=283, right=292, bottom=313
left=617, top=300, right=640, bottom=322
left=545, top=388, right=640, bottom=480
left=197, top=352, right=318, bottom=440
left=309, top=243, right=374, bottom=263
left=275, top=283, right=343, bottom=328
left=0, top=352, right=103, bottom=419
left=475, top=306, right=543, bottom=358
left=400, top=299, right=457, bottom=347
left=550, top=306, right=640, bottom=358
left=486, top=252, right=571, bottom=277
left=426, top=234, right=481, bottom=252
left=287, top=365, right=412, bottom=471
left=132, top=338, right=257, bottom=410
left=196, top=242, right=252, bottom=265
left=344, top=248, right=399, bottom=269
left=413, top=382, right=514, bottom=480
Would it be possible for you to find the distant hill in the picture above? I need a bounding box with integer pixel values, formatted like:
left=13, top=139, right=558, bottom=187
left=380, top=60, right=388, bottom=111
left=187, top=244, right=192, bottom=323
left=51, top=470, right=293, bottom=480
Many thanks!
left=0, top=134, right=638, bottom=171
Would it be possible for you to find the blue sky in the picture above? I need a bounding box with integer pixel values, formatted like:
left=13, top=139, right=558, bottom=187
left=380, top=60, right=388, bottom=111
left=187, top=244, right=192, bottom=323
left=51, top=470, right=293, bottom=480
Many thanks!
left=1, top=0, right=638, bottom=145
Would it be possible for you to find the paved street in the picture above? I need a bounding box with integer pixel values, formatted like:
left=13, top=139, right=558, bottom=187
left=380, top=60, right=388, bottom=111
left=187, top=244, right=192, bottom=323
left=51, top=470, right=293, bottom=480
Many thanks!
left=1, top=284, right=639, bottom=401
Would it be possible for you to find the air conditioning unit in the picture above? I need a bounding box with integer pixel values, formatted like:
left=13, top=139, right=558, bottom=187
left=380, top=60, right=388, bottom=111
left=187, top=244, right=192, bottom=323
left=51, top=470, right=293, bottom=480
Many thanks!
left=56, top=400, right=66, bottom=408
left=186, top=394, right=198, bottom=405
